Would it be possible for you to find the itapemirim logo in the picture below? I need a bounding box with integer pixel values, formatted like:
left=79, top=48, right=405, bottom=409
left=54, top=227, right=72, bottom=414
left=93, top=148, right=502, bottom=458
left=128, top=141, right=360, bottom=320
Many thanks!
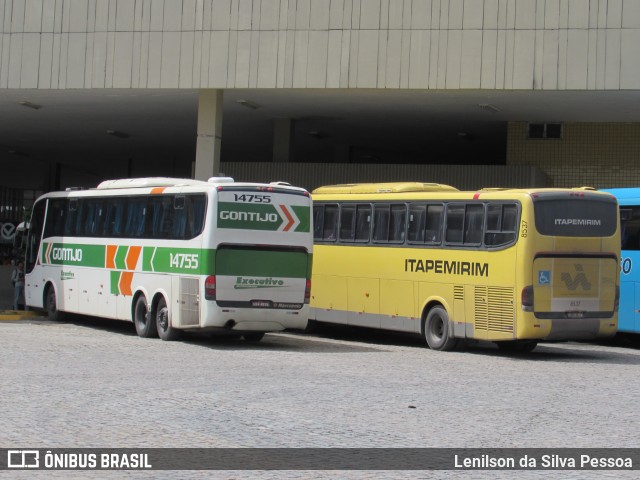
left=560, top=264, right=592, bottom=291
left=234, top=277, right=287, bottom=289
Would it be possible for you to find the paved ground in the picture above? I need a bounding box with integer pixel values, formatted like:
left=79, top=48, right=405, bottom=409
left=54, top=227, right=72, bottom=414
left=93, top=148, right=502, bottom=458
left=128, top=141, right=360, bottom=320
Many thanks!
left=1, top=315, right=639, bottom=479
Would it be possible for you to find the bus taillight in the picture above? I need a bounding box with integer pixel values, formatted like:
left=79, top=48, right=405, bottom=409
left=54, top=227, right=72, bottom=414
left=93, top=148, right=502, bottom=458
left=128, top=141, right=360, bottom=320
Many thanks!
left=205, top=275, right=216, bottom=300
left=521, top=285, right=534, bottom=312
left=615, top=285, right=620, bottom=311
left=304, top=279, right=311, bottom=304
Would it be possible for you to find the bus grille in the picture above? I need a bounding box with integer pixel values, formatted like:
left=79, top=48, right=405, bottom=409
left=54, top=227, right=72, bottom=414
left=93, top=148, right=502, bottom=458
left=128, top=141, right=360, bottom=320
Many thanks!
left=180, top=278, right=200, bottom=326
left=474, top=286, right=515, bottom=333
left=454, top=285, right=464, bottom=301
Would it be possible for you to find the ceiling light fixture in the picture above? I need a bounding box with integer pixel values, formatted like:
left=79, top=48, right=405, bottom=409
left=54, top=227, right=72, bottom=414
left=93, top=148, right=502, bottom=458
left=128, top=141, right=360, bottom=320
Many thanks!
left=18, top=100, right=42, bottom=110
left=236, top=99, right=261, bottom=110
left=478, top=103, right=500, bottom=113
left=106, top=129, right=130, bottom=139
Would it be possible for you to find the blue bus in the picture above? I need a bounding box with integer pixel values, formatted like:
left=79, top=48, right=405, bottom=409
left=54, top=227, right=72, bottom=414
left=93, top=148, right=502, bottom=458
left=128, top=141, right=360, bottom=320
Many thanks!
left=602, top=188, right=640, bottom=334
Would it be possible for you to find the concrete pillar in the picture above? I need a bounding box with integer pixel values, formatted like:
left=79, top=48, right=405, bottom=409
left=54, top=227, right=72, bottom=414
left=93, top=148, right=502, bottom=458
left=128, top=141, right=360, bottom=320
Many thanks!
left=194, top=89, right=224, bottom=181
left=273, top=118, right=294, bottom=163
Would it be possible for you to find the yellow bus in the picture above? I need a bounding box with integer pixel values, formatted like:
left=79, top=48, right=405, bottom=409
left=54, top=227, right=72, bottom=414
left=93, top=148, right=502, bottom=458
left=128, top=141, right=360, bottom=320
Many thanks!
left=309, top=182, right=620, bottom=352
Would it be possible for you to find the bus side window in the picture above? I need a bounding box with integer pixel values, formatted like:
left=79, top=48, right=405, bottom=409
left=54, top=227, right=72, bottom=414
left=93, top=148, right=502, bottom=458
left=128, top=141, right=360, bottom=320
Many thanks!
left=389, top=204, right=406, bottom=243
left=188, top=194, right=206, bottom=237
left=83, top=199, right=104, bottom=236
left=425, top=205, right=443, bottom=244
left=339, top=205, right=356, bottom=242
left=64, top=199, right=79, bottom=236
left=408, top=204, right=427, bottom=242
left=445, top=204, right=464, bottom=244
left=149, top=197, right=163, bottom=237
left=124, top=198, right=147, bottom=237
left=322, top=204, right=339, bottom=241
left=373, top=205, right=390, bottom=242
left=313, top=206, right=325, bottom=241
left=44, top=199, right=66, bottom=238
left=463, top=204, right=484, bottom=245
left=621, top=207, right=640, bottom=250
left=172, top=198, right=187, bottom=239
left=354, top=205, right=371, bottom=242
left=485, top=203, right=518, bottom=247
left=373, top=204, right=406, bottom=243
left=105, top=199, right=125, bottom=237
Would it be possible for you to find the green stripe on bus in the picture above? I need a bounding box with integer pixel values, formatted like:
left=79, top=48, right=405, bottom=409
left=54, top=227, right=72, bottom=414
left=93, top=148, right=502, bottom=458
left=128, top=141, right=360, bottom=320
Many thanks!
left=110, top=271, right=120, bottom=295
left=292, top=205, right=311, bottom=233
left=216, top=249, right=309, bottom=278
left=115, top=246, right=127, bottom=270
left=42, top=242, right=105, bottom=267
left=142, top=247, right=215, bottom=275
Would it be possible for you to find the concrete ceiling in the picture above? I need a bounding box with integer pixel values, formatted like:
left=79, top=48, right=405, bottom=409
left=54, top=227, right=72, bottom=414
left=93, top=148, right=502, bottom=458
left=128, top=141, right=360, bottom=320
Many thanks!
left=1, top=87, right=640, bottom=190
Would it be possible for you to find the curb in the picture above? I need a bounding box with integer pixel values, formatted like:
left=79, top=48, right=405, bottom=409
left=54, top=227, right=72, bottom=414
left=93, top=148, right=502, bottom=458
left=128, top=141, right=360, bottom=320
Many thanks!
left=0, top=310, right=46, bottom=321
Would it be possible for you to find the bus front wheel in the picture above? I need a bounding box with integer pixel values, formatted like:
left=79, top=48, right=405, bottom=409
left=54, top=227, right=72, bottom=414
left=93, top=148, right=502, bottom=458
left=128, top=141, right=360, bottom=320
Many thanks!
left=45, top=285, right=65, bottom=322
left=424, top=306, right=458, bottom=351
left=156, top=297, right=180, bottom=341
left=133, top=295, right=157, bottom=338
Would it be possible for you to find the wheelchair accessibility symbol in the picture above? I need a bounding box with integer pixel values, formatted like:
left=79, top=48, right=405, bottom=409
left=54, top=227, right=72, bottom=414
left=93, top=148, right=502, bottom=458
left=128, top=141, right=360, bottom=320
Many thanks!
left=538, top=270, right=551, bottom=285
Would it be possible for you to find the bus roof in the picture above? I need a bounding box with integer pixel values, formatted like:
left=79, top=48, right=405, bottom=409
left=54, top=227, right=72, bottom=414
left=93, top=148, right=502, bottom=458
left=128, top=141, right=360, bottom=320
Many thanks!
left=34, top=177, right=310, bottom=200
left=96, top=177, right=235, bottom=189
left=602, top=188, right=640, bottom=203
left=312, top=182, right=458, bottom=194
left=312, top=183, right=616, bottom=201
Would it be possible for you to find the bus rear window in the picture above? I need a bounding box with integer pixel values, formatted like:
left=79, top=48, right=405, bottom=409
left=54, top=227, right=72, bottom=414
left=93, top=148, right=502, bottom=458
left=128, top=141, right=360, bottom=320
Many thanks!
left=533, top=196, right=617, bottom=237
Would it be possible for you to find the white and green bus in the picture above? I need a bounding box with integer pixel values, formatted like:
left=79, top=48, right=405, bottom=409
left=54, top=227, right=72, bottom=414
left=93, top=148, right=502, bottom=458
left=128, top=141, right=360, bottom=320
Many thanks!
left=23, top=177, right=313, bottom=341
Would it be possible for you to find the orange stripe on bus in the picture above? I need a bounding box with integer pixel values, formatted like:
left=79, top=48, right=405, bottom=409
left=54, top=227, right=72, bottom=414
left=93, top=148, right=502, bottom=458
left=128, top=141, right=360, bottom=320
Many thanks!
left=126, top=246, right=142, bottom=270
left=151, top=187, right=166, bottom=194
left=106, top=245, right=117, bottom=269
left=281, top=205, right=295, bottom=231
left=119, top=272, right=134, bottom=296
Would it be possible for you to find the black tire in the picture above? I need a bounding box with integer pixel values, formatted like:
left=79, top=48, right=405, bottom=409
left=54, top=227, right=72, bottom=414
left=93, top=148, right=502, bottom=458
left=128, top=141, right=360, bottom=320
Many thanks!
left=45, top=285, right=65, bottom=322
left=243, top=332, right=265, bottom=342
left=424, top=306, right=458, bottom=351
left=497, top=340, right=538, bottom=353
left=304, top=319, right=318, bottom=333
left=133, top=295, right=157, bottom=338
left=156, top=297, right=180, bottom=341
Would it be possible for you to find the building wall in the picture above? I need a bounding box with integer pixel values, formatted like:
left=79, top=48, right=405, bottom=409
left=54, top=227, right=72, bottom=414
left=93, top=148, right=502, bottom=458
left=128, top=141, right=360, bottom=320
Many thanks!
left=507, top=121, right=640, bottom=188
left=2, top=0, right=640, bottom=90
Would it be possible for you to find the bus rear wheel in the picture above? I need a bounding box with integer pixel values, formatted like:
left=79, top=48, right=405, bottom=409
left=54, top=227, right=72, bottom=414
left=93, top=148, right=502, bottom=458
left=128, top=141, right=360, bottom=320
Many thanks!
left=45, top=285, right=65, bottom=322
left=133, top=295, right=157, bottom=338
left=424, top=306, right=458, bottom=351
left=156, top=297, right=180, bottom=341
